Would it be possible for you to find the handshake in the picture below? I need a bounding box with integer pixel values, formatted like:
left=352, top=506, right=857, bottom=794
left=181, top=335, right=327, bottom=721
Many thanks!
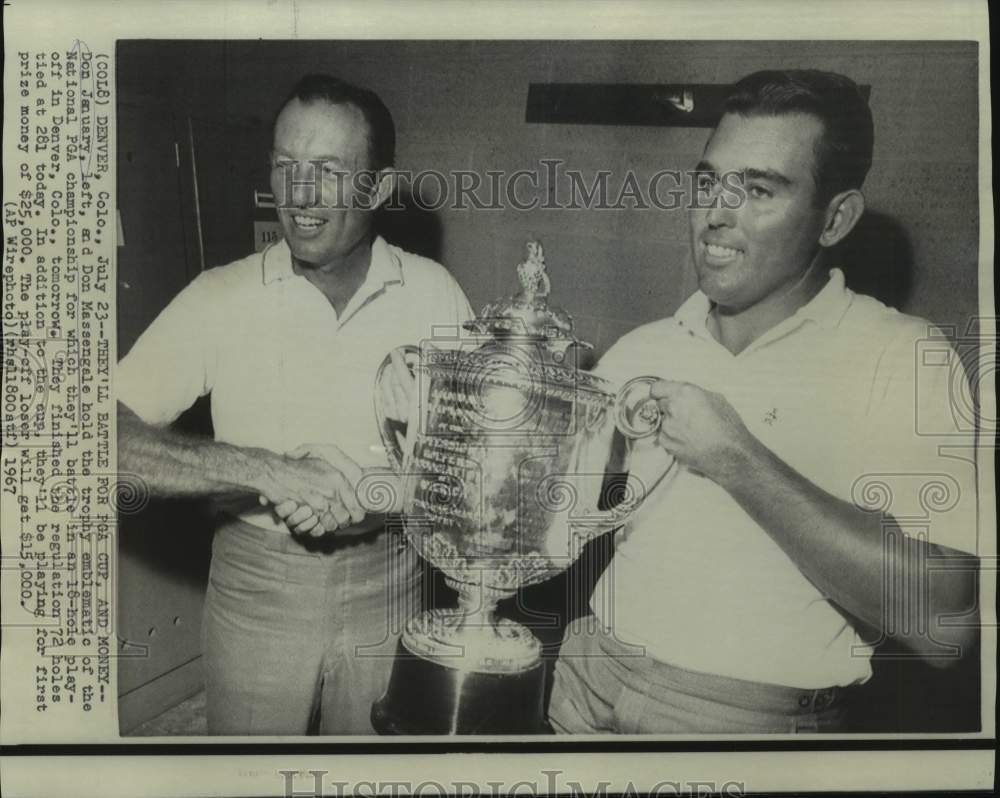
left=257, top=348, right=414, bottom=537
left=257, top=443, right=401, bottom=537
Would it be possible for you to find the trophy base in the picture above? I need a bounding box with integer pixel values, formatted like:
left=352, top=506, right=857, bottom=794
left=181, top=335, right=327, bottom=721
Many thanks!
left=371, top=636, right=547, bottom=735
left=402, top=606, right=543, bottom=672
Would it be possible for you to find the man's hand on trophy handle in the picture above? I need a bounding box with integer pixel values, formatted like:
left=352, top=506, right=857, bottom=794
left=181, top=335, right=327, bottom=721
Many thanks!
left=650, top=379, right=754, bottom=484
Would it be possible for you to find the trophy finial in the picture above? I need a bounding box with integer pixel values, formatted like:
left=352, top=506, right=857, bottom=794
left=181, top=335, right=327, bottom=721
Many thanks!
left=517, top=240, right=551, bottom=299
left=465, top=238, right=584, bottom=347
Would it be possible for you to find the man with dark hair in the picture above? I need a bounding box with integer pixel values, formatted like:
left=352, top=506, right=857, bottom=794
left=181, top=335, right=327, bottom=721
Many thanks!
left=722, top=69, right=874, bottom=204
left=274, top=73, right=397, bottom=173
left=548, top=69, right=979, bottom=734
left=117, top=74, right=473, bottom=734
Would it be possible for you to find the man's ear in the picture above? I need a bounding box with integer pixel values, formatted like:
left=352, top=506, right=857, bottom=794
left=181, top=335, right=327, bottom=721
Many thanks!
left=368, top=169, right=396, bottom=211
left=819, top=189, right=865, bottom=248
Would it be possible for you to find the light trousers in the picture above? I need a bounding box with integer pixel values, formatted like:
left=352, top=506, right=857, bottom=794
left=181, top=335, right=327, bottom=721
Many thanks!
left=549, top=616, right=848, bottom=734
left=202, top=517, right=421, bottom=735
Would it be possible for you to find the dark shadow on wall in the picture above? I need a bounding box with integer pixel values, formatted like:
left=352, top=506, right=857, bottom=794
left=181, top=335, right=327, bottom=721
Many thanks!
left=831, top=209, right=915, bottom=310
left=118, top=395, right=215, bottom=587
left=376, top=187, right=443, bottom=263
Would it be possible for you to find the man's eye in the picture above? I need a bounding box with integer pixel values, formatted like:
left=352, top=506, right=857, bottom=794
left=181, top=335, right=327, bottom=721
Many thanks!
left=748, top=185, right=772, bottom=199
left=273, top=159, right=296, bottom=171
left=321, top=163, right=345, bottom=179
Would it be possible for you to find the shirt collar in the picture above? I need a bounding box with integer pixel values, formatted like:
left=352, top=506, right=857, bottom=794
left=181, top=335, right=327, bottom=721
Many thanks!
left=673, top=289, right=713, bottom=336
left=261, top=238, right=295, bottom=285
left=673, top=267, right=853, bottom=339
left=363, top=235, right=406, bottom=292
left=260, top=235, right=404, bottom=290
left=794, top=267, right=852, bottom=329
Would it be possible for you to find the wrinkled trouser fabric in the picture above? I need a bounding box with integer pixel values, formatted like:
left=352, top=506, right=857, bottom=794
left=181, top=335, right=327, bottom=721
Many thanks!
left=549, top=616, right=848, bottom=734
left=202, top=517, right=421, bottom=735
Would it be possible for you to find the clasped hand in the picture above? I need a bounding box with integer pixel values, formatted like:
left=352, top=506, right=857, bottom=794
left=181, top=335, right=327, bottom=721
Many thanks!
left=257, top=443, right=370, bottom=536
left=649, top=379, right=757, bottom=482
left=260, top=348, right=414, bottom=537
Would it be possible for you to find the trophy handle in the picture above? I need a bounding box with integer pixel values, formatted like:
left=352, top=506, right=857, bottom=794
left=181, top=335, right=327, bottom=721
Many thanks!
left=373, top=344, right=421, bottom=472
left=592, top=375, right=673, bottom=527
left=613, top=376, right=663, bottom=440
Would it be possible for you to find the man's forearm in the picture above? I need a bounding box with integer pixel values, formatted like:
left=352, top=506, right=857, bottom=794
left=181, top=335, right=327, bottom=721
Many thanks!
left=717, top=439, right=978, bottom=663
left=117, top=402, right=276, bottom=499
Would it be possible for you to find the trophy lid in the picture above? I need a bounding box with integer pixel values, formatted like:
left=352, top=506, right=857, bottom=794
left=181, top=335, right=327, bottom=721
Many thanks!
left=464, top=241, right=591, bottom=354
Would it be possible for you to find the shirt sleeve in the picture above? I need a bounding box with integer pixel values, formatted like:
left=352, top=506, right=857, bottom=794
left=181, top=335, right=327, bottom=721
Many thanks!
left=861, top=323, right=979, bottom=555
left=116, top=274, right=217, bottom=426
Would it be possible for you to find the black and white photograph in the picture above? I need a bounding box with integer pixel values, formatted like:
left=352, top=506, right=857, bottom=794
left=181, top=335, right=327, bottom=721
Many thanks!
left=114, top=39, right=984, bottom=737
left=0, top=2, right=994, bottom=796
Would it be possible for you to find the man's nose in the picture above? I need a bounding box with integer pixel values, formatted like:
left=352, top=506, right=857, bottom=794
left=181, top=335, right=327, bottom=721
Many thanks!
left=691, top=181, right=736, bottom=229
left=705, top=191, right=737, bottom=228
left=287, top=162, right=321, bottom=208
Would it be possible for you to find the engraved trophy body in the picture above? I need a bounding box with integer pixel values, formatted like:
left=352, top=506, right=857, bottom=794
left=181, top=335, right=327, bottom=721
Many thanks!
left=370, top=242, right=670, bottom=734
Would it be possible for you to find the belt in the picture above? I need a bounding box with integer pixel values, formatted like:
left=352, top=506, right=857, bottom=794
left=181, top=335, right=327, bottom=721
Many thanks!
left=592, top=623, right=847, bottom=716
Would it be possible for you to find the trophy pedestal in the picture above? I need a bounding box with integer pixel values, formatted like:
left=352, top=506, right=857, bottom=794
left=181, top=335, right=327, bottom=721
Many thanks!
left=371, top=595, right=548, bottom=735
left=371, top=636, right=547, bottom=735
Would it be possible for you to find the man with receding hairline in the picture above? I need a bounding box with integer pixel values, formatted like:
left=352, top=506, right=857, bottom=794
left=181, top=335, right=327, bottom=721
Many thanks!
left=117, top=74, right=473, bottom=734
left=548, top=70, right=979, bottom=734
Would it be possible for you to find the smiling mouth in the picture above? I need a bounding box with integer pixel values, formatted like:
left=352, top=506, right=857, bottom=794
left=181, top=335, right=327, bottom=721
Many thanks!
left=703, top=242, right=742, bottom=262
left=290, top=214, right=327, bottom=231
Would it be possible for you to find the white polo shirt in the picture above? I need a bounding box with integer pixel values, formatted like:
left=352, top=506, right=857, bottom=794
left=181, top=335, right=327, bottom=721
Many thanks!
left=117, top=236, right=474, bottom=530
left=591, top=269, right=979, bottom=689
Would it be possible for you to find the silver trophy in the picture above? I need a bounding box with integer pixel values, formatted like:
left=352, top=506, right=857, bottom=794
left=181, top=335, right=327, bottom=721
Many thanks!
left=370, top=241, right=671, bottom=734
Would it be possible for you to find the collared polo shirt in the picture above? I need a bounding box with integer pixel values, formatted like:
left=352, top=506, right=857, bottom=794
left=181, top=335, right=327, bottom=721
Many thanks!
left=590, top=268, right=978, bottom=689
left=117, top=236, right=474, bottom=530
